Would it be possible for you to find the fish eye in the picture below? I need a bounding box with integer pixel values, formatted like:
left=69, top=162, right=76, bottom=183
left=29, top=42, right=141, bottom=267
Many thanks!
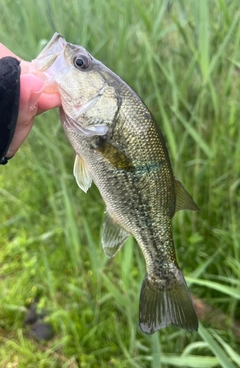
left=74, top=54, right=90, bottom=70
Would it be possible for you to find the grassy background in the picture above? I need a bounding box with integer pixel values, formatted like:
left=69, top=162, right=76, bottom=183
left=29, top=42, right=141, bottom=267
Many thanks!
left=0, top=0, right=240, bottom=367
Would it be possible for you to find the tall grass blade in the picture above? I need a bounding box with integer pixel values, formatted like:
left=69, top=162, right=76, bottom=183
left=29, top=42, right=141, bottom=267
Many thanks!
left=198, top=323, right=236, bottom=368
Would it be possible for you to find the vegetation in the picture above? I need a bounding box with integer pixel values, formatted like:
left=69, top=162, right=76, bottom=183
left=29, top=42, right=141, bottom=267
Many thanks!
left=0, top=0, right=240, bottom=367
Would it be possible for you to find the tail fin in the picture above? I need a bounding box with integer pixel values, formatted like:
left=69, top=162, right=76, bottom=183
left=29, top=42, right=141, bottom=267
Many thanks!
left=139, top=269, right=198, bottom=334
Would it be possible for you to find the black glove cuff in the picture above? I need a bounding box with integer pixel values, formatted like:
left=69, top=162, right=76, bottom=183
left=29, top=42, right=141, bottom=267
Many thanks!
left=0, top=56, right=21, bottom=164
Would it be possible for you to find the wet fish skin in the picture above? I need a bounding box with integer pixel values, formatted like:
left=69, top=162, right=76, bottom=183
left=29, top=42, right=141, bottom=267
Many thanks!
left=33, top=33, right=199, bottom=334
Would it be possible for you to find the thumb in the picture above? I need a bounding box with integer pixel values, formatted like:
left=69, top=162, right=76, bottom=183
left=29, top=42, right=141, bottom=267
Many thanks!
left=6, top=74, right=44, bottom=157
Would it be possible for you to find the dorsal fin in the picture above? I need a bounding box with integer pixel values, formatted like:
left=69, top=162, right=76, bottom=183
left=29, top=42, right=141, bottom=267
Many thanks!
left=73, top=155, right=92, bottom=193
left=102, top=211, right=129, bottom=258
left=174, top=178, right=200, bottom=212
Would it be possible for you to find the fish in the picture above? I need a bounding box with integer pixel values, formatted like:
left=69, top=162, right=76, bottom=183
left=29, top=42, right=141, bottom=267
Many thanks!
left=31, top=33, right=199, bottom=334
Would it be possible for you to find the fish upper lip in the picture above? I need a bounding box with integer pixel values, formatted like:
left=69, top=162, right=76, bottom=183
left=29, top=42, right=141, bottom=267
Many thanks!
left=61, top=84, right=106, bottom=110
left=61, top=106, right=108, bottom=137
left=61, top=93, right=108, bottom=137
left=61, top=94, right=101, bottom=120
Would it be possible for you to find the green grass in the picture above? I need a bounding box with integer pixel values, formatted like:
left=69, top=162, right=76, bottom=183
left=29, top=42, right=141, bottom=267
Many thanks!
left=1, top=0, right=240, bottom=367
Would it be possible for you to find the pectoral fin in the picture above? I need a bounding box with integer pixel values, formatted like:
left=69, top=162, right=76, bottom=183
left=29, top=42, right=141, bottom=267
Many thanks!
left=174, top=178, right=200, bottom=212
left=73, top=155, right=92, bottom=193
left=102, top=212, right=130, bottom=257
left=93, top=136, right=133, bottom=170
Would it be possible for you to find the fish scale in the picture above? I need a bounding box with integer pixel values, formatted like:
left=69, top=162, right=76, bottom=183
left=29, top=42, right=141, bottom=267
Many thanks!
left=32, top=33, right=200, bottom=334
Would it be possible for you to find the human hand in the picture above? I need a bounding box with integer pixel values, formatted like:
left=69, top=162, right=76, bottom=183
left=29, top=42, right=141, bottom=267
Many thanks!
left=0, top=43, right=61, bottom=159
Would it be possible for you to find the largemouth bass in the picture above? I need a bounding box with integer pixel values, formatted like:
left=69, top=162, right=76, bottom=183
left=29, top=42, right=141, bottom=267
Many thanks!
left=32, top=33, right=199, bottom=334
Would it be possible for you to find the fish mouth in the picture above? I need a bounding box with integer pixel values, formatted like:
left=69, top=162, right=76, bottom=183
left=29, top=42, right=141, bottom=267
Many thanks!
left=32, top=33, right=66, bottom=72
left=30, top=33, right=69, bottom=93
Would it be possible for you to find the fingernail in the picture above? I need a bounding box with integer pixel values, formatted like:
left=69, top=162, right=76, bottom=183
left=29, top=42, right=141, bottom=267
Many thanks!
left=28, top=89, right=43, bottom=111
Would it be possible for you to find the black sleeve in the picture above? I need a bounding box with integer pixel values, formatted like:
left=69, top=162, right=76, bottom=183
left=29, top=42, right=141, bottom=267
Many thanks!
left=0, top=56, right=21, bottom=164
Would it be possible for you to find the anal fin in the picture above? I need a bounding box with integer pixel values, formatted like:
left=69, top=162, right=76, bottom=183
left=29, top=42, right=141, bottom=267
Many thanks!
left=73, top=154, right=92, bottom=193
left=102, top=212, right=129, bottom=258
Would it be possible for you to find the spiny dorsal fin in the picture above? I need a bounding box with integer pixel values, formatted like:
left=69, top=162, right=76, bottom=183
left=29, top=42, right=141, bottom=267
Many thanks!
left=102, top=212, right=129, bottom=258
left=73, top=155, right=92, bottom=193
left=174, top=178, right=200, bottom=212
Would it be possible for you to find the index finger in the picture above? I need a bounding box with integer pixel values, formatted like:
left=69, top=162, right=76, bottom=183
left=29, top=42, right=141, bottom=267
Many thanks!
left=0, top=44, right=61, bottom=113
left=0, top=44, right=20, bottom=60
